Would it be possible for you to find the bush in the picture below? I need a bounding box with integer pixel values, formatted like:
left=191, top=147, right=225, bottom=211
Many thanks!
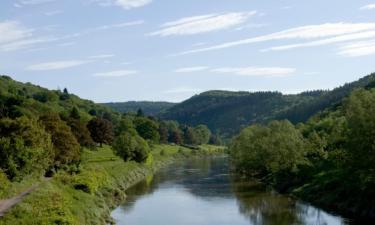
left=0, top=169, right=10, bottom=195
left=113, top=132, right=150, bottom=163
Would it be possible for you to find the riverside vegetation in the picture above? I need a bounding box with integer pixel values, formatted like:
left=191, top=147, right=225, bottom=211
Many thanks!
left=0, top=75, right=224, bottom=224
left=230, top=87, right=375, bottom=219
left=1, top=72, right=375, bottom=223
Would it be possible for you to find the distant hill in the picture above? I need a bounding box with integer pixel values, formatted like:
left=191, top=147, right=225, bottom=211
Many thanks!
left=160, top=73, right=375, bottom=138
left=104, top=101, right=176, bottom=116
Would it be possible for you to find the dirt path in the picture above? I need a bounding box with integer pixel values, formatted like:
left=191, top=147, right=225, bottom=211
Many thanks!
left=0, top=184, right=38, bottom=217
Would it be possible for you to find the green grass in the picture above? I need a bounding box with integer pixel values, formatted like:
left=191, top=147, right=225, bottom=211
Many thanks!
left=0, top=144, right=224, bottom=225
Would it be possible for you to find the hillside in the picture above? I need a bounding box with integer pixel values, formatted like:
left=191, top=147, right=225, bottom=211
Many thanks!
left=0, top=75, right=116, bottom=121
left=104, top=101, right=175, bottom=116
left=160, top=73, right=375, bottom=137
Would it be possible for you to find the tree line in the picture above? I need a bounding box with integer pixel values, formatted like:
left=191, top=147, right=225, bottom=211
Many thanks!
left=0, top=76, right=220, bottom=184
left=230, top=87, right=375, bottom=218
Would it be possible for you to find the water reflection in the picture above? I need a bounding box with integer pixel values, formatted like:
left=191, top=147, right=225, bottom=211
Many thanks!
left=111, top=156, right=353, bottom=225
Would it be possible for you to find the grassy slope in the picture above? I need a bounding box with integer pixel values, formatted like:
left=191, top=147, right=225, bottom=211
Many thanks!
left=0, top=144, right=224, bottom=225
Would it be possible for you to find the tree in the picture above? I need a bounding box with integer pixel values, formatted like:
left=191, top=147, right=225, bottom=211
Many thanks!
left=39, top=113, right=80, bottom=167
left=70, top=107, right=80, bottom=120
left=209, top=134, right=222, bottom=145
left=116, top=116, right=137, bottom=136
left=344, top=89, right=375, bottom=170
left=137, top=108, right=144, bottom=117
left=134, top=117, right=160, bottom=142
left=0, top=117, right=53, bottom=180
left=230, top=120, right=308, bottom=178
left=183, top=127, right=198, bottom=145
left=158, top=121, right=169, bottom=144
left=66, top=118, right=94, bottom=148
left=88, top=109, right=97, bottom=116
left=113, top=132, right=150, bottom=163
left=194, top=125, right=211, bottom=145
left=87, top=117, right=114, bottom=147
left=169, top=130, right=182, bottom=144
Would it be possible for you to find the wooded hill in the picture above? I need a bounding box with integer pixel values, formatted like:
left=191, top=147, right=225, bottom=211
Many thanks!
left=103, top=101, right=176, bottom=116
left=159, top=73, right=375, bottom=138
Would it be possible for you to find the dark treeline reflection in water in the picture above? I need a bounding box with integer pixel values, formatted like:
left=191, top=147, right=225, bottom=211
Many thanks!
left=111, top=156, right=355, bottom=225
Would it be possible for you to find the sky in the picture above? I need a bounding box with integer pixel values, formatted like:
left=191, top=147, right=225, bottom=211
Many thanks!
left=1, top=0, right=375, bottom=103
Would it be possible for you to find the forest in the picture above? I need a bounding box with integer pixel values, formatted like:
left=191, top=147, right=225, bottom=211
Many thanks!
left=230, top=87, right=375, bottom=218
left=1, top=73, right=375, bottom=223
left=0, top=75, right=219, bottom=184
left=107, top=73, right=375, bottom=140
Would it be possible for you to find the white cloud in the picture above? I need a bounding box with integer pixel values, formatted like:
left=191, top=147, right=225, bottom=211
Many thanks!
left=163, top=87, right=202, bottom=94
left=360, top=4, right=375, bottom=10
left=93, top=0, right=152, bottom=9
left=0, top=37, right=57, bottom=51
left=338, top=40, right=375, bottom=57
left=0, top=21, right=33, bottom=45
left=26, top=60, right=91, bottom=71
left=88, top=54, right=115, bottom=59
left=93, top=70, right=137, bottom=77
left=95, top=20, right=144, bottom=30
left=149, top=11, right=257, bottom=37
left=211, top=67, right=296, bottom=77
left=44, top=10, right=63, bottom=16
left=0, top=21, right=59, bottom=51
left=179, top=22, right=375, bottom=55
left=174, top=66, right=209, bottom=73
left=262, top=30, right=375, bottom=52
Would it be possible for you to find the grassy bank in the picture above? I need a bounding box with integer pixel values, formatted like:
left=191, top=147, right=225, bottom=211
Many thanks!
left=0, top=144, right=225, bottom=225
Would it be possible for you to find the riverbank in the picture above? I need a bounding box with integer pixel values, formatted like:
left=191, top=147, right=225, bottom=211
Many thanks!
left=0, top=144, right=225, bottom=225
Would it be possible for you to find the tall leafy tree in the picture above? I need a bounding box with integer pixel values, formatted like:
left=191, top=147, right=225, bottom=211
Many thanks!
left=0, top=117, right=53, bottom=180
left=39, top=113, right=81, bottom=167
left=113, top=132, right=150, bottom=163
left=134, top=117, right=160, bottom=142
left=87, top=117, right=114, bottom=147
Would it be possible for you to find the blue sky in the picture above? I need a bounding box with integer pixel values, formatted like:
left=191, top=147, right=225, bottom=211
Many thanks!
left=1, top=0, right=375, bottom=102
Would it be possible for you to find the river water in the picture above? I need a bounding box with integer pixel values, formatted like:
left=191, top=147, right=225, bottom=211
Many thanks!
left=111, top=156, right=357, bottom=225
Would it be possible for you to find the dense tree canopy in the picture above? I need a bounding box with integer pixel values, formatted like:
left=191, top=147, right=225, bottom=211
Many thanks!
left=0, top=117, right=53, bottom=180
left=40, top=113, right=81, bottom=167
left=113, top=132, right=150, bottom=163
left=134, top=117, right=160, bottom=142
left=87, top=118, right=114, bottom=147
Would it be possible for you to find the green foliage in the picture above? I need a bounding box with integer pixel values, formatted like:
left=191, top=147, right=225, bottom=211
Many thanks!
left=72, top=167, right=109, bottom=194
left=32, top=91, right=58, bottom=103
left=115, top=116, right=137, bottom=136
left=104, top=101, right=176, bottom=116
left=134, top=117, right=160, bottom=142
left=87, top=117, right=114, bottom=146
left=182, top=126, right=198, bottom=145
left=112, top=132, right=150, bottom=163
left=194, top=125, right=211, bottom=145
left=231, top=120, right=308, bottom=178
left=344, top=89, right=375, bottom=170
left=40, top=113, right=81, bottom=167
left=66, top=118, right=95, bottom=148
left=0, top=117, right=53, bottom=180
left=161, top=73, right=375, bottom=139
left=0, top=169, right=11, bottom=195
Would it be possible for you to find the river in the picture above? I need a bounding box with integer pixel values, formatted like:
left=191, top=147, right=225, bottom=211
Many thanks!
left=111, top=156, right=358, bottom=225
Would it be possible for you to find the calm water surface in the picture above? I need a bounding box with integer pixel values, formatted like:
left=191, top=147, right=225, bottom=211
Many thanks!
left=111, top=156, right=357, bottom=225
